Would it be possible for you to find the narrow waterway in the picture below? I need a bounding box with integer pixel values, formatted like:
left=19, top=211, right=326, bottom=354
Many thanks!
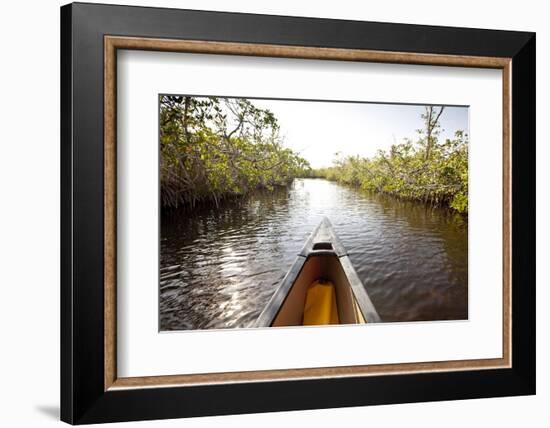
left=160, top=178, right=468, bottom=330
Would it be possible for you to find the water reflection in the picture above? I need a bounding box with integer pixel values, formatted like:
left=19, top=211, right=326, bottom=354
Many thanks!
left=160, top=178, right=468, bottom=330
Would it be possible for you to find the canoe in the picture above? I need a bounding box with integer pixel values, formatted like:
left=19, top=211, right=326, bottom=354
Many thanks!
left=255, top=217, right=381, bottom=327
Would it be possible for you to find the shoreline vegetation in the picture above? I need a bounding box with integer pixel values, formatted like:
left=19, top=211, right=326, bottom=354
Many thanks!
left=308, top=106, right=469, bottom=214
left=160, top=96, right=468, bottom=214
left=160, top=95, right=310, bottom=210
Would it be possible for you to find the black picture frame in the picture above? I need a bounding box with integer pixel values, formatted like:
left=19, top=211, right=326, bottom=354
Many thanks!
left=61, top=2, right=535, bottom=424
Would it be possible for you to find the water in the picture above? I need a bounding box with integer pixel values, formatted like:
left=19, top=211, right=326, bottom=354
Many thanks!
left=160, top=178, right=468, bottom=330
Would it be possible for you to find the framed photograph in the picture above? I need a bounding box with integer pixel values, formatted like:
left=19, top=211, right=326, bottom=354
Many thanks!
left=61, top=2, right=535, bottom=424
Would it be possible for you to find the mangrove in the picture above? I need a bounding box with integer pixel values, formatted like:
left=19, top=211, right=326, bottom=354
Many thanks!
left=160, top=95, right=311, bottom=209
left=161, top=99, right=468, bottom=214
left=311, top=106, right=469, bottom=213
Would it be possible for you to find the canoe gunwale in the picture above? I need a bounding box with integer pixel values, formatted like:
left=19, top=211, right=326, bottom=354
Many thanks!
left=254, top=256, right=307, bottom=328
left=339, top=254, right=381, bottom=323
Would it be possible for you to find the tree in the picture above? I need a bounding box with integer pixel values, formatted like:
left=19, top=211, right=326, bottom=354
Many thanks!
left=419, top=106, right=445, bottom=161
left=159, top=95, right=311, bottom=209
left=312, top=106, right=468, bottom=214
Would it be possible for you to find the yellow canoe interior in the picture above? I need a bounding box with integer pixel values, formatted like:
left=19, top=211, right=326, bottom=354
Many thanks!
left=254, top=217, right=380, bottom=328
left=271, top=254, right=366, bottom=327
left=303, top=279, right=340, bottom=325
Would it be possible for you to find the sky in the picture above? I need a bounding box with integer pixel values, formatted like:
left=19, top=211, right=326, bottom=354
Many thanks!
left=249, top=98, right=469, bottom=169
